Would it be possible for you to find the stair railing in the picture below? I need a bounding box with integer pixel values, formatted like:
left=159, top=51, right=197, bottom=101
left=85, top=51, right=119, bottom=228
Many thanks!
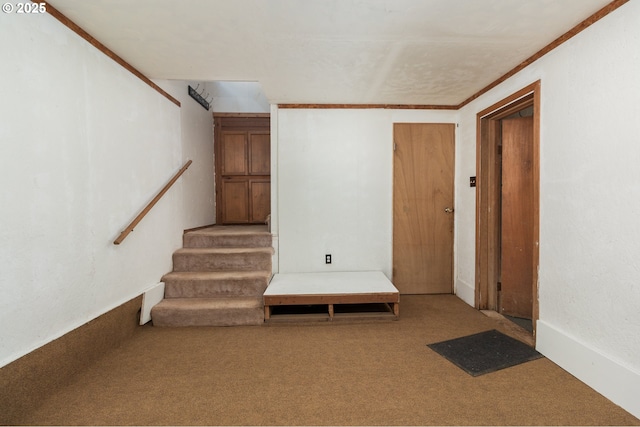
left=114, top=160, right=193, bottom=245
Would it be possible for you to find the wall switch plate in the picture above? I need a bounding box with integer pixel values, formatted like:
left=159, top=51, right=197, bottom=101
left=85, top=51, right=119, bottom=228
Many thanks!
left=325, top=254, right=332, bottom=264
left=470, top=176, right=476, bottom=187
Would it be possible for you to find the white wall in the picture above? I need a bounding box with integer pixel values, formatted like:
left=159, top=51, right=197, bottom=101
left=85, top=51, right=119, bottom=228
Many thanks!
left=2, top=2, right=637, bottom=419
left=154, top=80, right=216, bottom=227
left=0, top=14, right=213, bottom=367
left=456, top=1, right=640, bottom=418
left=206, top=81, right=270, bottom=113
left=274, top=108, right=458, bottom=278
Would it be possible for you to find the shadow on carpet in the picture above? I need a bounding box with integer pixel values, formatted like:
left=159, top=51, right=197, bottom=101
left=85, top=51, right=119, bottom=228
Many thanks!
left=427, top=329, right=543, bottom=376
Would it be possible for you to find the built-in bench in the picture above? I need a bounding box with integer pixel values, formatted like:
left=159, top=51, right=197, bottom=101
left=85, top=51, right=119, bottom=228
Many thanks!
left=263, top=271, right=399, bottom=322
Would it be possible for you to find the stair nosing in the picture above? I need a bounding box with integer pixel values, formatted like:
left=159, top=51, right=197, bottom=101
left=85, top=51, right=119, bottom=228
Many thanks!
left=161, top=271, right=271, bottom=280
left=186, top=229, right=270, bottom=235
left=174, top=247, right=273, bottom=253
left=154, top=296, right=263, bottom=309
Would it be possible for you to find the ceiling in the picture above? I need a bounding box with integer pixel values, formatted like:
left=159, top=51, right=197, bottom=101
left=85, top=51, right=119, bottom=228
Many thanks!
left=47, top=0, right=612, bottom=106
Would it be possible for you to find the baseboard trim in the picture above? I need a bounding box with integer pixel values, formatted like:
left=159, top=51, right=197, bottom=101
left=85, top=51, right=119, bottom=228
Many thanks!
left=454, top=278, right=475, bottom=307
left=536, top=320, right=640, bottom=419
left=0, top=295, right=142, bottom=424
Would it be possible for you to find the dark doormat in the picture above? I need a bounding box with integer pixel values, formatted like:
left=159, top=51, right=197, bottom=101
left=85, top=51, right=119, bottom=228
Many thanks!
left=427, top=329, right=543, bottom=376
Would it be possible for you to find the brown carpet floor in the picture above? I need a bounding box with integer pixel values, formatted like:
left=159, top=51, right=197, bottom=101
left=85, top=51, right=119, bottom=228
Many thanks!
left=14, top=295, right=640, bottom=426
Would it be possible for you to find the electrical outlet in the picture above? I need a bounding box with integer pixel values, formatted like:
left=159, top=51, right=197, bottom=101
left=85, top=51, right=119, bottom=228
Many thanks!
left=325, top=254, right=332, bottom=264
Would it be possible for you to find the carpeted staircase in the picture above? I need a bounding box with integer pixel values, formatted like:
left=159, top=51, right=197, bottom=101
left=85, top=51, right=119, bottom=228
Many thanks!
left=151, top=225, right=273, bottom=327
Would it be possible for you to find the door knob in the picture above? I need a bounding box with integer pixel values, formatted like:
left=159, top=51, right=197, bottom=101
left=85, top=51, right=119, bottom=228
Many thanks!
left=444, top=207, right=454, bottom=213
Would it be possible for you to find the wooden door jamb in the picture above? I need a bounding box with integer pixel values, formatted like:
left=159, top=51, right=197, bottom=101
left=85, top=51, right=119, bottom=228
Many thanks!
left=475, top=80, right=541, bottom=339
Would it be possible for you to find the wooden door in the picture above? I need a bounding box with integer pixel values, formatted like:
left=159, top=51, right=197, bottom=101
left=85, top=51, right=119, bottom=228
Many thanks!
left=215, top=115, right=270, bottom=225
left=500, top=117, right=534, bottom=318
left=393, top=123, right=455, bottom=294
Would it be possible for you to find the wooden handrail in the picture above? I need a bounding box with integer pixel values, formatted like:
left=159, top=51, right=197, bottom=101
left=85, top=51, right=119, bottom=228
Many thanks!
left=114, top=160, right=193, bottom=245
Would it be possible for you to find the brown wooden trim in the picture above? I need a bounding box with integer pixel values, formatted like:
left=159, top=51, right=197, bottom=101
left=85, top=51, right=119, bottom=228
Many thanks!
left=458, top=0, right=628, bottom=109
left=215, top=116, right=271, bottom=131
left=531, top=83, right=541, bottom=330
left=264, top=292, right=400, bottom=322
left=114, top=160, right=193, bottom=245
left=213, top=113, right=271, bottom=118
left=264, top=292, right=399, bottom=306
left=214, top=116, right=223, bottom=223
left=477, top=81, right=541, bottom=119
left=42, top=1, right=181, bottom=108
left=475, top=115, right=488, bottom=309
left=278, top=104, right=457, bottom=110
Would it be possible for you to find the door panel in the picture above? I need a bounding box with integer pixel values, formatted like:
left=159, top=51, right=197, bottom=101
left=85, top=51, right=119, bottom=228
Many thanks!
left=393, top=123, right=455, bottom=294
left=222, top=133, right=248, bottom=175
left=249, top=133, right=271, bottom=175
left=222, top=181, right=250, bottom=223
left=250, top=180, right=271, bottom=223
left=500, top=117, right=534, bottom=318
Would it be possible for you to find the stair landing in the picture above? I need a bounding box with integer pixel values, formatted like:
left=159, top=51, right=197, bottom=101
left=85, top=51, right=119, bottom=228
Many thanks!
left=184, top=225, right=272, bottom=248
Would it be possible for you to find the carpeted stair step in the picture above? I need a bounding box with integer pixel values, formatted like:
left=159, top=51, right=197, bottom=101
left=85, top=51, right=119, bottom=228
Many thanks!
left=151, top=226, right=273, bottom=327
left=151, top=297, right=264, bottom=327
left=162, top=271, right=271, bottom=298
left=172, top=247, right=273, bottom=272
left=184, top=226, right=272, bottom=248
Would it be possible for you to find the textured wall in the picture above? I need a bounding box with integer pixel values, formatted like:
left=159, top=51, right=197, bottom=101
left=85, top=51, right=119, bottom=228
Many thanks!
left=274, top=108, right=458, bottom=278
left=0, top=14, right=212, bottom=367
left=455, top=0, right=640, bottom=417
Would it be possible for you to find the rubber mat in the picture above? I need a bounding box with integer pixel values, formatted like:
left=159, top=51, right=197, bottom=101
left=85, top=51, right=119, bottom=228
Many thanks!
left=427, top=329, right=543, bottom=376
